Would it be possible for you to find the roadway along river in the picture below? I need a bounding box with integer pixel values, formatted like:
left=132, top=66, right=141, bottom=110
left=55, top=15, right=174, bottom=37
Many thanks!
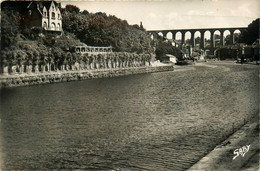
left=0, top=61, right=258, bottom=170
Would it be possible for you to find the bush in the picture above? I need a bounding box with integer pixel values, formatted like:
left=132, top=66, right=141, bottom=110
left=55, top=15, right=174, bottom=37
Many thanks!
left=155, top=41, right=183, bottom=61
left=176, top=61, right=189, bottom=65
left=216, top=48, right=237, bottom=60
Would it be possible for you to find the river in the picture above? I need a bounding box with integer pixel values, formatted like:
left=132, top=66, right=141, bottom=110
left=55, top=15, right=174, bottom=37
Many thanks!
left=0, top=61, right=258, bottom=170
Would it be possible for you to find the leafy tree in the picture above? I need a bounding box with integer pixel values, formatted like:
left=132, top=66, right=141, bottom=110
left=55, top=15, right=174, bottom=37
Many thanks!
left=38, top=45, right=49, bottom=65
left=239, top=18, right=259, bottom=45
left=81, top=10, right=90, bottom=15
left=52, top=47, right=63, bottom=68
left=155, top=41, right=183, bottom=61
left=16, top=49, right=27, bottom=66
left=225, top=33, right=240, bottom=45
left=195, top=37, right=201, bottom=44
left=1, top=9, right=21, bottom=48
left=66, top=52, right=73, bottom=67
left=62, top=4, right=80, bottom=14
left=0, top=50, right=10, bottom=67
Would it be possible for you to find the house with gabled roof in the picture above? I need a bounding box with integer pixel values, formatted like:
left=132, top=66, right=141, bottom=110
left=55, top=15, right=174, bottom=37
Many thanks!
left=27, top=1, right=62, bottom=33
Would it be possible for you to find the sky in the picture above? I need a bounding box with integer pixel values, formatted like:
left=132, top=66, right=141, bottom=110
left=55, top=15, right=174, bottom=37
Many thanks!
left=61, top=0, right=260, bottom=39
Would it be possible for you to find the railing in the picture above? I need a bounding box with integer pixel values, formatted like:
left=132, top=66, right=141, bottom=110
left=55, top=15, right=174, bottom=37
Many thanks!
left=75, top=45, right=113, bottom=54
left=76, top=51, right=113, bottom=55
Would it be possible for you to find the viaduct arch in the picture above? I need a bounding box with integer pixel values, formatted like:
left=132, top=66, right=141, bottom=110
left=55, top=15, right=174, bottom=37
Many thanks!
left=148, top=27, right=247, bottom=55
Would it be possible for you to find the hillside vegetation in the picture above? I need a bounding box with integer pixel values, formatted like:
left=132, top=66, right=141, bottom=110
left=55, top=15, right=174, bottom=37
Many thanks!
left=61, top=5, right=153, bottom=53
left=0, top=2, right=156, bottom=72
left=1, top=2, right=154, bottom=53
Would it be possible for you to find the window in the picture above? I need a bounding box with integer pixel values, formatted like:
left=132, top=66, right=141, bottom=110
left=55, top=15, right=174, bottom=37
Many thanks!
left=43, top=22, right=47, bottom=29
left=57, top=23, right=60, bottom=30
left=52, top=12, right=55, bottom=19
left=58, top=14, right=60, bottom=19
left=51, top=23, right=55, bottom=29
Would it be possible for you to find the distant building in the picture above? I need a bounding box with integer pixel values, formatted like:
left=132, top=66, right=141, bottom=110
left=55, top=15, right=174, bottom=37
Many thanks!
left=27, top=1, right=62, bottom=32
left=75, top=43, right=113, bottom=55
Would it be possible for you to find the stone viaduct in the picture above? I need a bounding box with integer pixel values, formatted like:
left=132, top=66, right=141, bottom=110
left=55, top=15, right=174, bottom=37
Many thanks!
left=148, top=27, right=247, bottom=54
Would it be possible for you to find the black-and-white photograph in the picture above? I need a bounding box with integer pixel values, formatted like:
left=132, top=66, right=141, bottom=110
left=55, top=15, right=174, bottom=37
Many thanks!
left=0, top=0, right=259, bottom=170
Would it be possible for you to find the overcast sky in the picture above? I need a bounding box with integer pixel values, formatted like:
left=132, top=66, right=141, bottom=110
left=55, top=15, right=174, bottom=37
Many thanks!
left=61, top=0, right=259, bottom=38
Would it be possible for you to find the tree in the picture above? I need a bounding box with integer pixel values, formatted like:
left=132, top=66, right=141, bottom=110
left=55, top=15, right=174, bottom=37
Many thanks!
left=195, top=37, right=201, bottom=44
left=155, top=41, right=183, bottom=61
left=63, top=4, right=80, bottom=14
left=38, top=45, right=48, bottom=65
left=225, top=33, right=240, bottom=45
left=52, top=47, right=63, bottom=69
left=239, top=18, right=259, bottom=45
left=9, top=46, right=18, bottom=66
left=66, top=52, right=73, bottom=67
left=1, top=9, right=21, bottom=48
left=16, top=49, right=27, bottom=66
left=81, top=10, right=89, bottom=15
left=0, top=50, right=10, bottom=67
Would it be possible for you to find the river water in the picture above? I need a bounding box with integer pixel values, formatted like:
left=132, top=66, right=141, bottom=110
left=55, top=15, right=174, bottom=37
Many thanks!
left=0, top=62, right=258, bottom=170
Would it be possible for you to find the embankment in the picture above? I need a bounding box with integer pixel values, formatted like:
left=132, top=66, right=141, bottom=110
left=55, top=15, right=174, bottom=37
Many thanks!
left=188, top=115, right=259, bottom=171
left=0, top=65, right=173, bottom=88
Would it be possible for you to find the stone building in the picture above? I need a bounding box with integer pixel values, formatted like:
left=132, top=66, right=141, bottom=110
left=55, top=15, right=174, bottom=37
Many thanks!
left=27, top=1, right=62, bottom=33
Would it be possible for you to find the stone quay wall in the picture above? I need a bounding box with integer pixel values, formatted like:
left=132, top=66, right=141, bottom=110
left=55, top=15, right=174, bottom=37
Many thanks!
left=0, top=65, right=173, bottom=88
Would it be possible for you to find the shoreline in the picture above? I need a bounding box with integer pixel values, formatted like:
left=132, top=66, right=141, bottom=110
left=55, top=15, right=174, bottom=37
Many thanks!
left=1, top=60, right=254, bottom=88
left=0, top=65, right=174, bottom=88
left=188, top=115, right=259, bottom=171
